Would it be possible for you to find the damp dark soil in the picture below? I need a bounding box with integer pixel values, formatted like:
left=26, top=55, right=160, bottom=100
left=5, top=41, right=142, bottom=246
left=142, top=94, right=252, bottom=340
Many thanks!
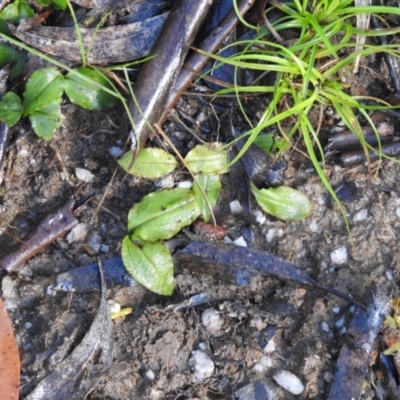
left=1, top=42, right=400, bottom=400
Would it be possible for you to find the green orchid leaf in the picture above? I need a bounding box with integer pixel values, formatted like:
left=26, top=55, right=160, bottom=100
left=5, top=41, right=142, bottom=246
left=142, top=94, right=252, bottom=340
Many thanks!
left=251, top=183, right=312, bottom=221
left=0, top=92, right=22, bottom=126
left=193, top=174, right=221, bottom=222
left=22, top=68, right=64, bottom=116
left=65, top=67, right=118, bottom=110
left=118, top=148, right=178, bottom=179
left=128, top=188, right=201, bottom=241
left=28, top=100, right=65, bottom=140
left=184, top=143, right=228, bottom=174
left=122, top=237, right=174, bottom=295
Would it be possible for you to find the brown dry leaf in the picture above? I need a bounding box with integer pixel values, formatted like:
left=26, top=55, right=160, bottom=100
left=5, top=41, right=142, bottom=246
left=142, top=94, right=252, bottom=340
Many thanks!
left=0, top=297, right=20, bottom=400
left=14, top=13, right=168, bottom=65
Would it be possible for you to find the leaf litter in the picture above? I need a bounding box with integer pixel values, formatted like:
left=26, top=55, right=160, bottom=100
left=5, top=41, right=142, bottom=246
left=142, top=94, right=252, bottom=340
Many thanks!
left=26, top=260, right=114, bottom=400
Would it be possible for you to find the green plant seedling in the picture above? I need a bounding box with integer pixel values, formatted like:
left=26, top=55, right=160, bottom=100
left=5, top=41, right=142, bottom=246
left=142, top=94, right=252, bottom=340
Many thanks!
left=0, top=0, right=34, bottom=34
left=22, top=68, right=65, bottom=139
left=121, top=237, right=174, bottom=296
left=251, top=182, right=312, bottom=221
left=118, top=148, right=178, bottom=179
left=0, top=43, right=27, bottom=80
left=127, top=188, right=201, bottom=242
left=192, top=174, right=221, bottom=223
left=64, top=67, right=119, bottom=110
left=184, top=143, right=229, bottom=174
left=0, top=92, right=22, bottom=126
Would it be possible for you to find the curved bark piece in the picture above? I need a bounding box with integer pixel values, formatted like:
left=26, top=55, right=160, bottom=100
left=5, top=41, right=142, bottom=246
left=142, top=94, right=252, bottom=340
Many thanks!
left=328, top=281, right=393, bottom=400
left=14, top=14, right=168, bottom=65
left=175, top=240, right=365, bottom=308
left=158, top=0, right=256, bottom=126
left=129, top=0, right=213, bottom=153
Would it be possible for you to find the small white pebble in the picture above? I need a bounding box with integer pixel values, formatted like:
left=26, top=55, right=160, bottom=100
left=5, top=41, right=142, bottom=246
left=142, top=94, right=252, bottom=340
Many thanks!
left=176, top=180, right=193, bottom=189
left=332, top=307, right=340, bottom=314
left=266, top=228, right=284, bottom=243
left=188, top=349, right=214, bottom=382
left=30, top=158, right=36, bottom=165
left=224, top=236, right=233, bottom=244
left=335, top=315, right=346, bottom=329
left=157, top=175, right=174, bottom=189
left=330, top=247, right=348, bottom=264
left=2, top=275, right=15, bottom=300
left=260, top=355, right=273, bottom=367
left=233, top=236, right=247, bottom=247
left=386, top=269, right=394, bottom=280
left=100, top=244, right=109, bottom=253
left=273, top=370, right=304, bottom=395
left=229, top=200, right=243, bottom=213
left=145, top=370, right=155, bottom=380
left=396, top=208, right=400, bottom=218
left=201, top=308, right=224, bottom=335
left=309, top=220, right=318, bottom=232
left=321, top=321, right=330, bottom=332
left=253, top=209, right=266, bottom=225
left=19, top=147, right=29, bottom=157
left=253, top=355, right=272, bottom=373
left=66, top=223, right=88, bottom=243
left=353, top=209, right=367, bottom=222
left=317, top=195, right=326, bottom=205
left=263, top=340, right=276, bottom=353
left=109, top=146, right=123, bottom=158
left=349, top=305, right=356, bottom=313
left=197, top=112, right=207, bottom=122
left=107, top=300, right=121, bottom=314
left=75, top=167, right=95, bottom=182
left=198, top=342, right=207, bottom=351
left=253, top=363, right=264, bottom=374
left=24, top=322, right=33, bottom=330
left=340, top=326, right=347, bottom=335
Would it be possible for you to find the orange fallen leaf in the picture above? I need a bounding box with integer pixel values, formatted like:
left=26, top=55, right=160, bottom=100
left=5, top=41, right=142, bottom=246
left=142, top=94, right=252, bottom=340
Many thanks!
left=0, top=297, right=20, bottom=400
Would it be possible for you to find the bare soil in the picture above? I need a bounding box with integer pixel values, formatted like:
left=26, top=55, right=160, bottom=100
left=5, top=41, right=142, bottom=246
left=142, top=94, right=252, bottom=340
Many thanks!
left=1, top=43, right=400, bottom=400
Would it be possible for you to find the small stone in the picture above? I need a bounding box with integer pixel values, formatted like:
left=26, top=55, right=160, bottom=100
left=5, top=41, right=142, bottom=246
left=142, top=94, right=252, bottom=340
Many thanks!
left=188, top=348, right=214, bottom=382
left=273, top=370, right=304, bottom=395
left=107, top=300, right=121, bottom=314
left=309, top=219, right=318, bottom=232
left=75, top=167, right=95, bottom=182
left=330, top=247, right=348, bottom=264
left=177, top=180, right=193, bottom=189
left=335, top=315, right=346, bottom=329
left=66, top=223, right=87, bottom=243
left=233, top=236, right=247, bottom=247
left=146, top=369, right=155, bottom=380
left=253, top=210, right=266, bottom=225
left=353, top=209, right=367, bottom=222
left=201, top=308, right=224, bottom=335
left=109, top=146, right=123, bottom=158
left=229, top=200, right=243, bottom=213
left=321, top=321, right=330, bottom=332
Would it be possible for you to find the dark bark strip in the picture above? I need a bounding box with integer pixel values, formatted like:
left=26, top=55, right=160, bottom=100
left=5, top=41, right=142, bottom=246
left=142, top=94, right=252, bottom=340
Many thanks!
left=129, top=0, right=213, bottom=153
